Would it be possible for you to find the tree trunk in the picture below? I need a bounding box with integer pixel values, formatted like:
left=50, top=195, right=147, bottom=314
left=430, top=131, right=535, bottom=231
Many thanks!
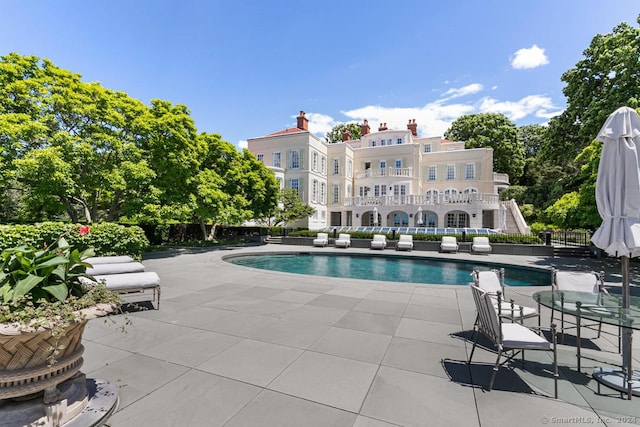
left=208, top=223, right=217, bottom=241
left=199, top=218, right=208, bottom=240
left=62, top=197, right=78, bottom=223
left=70, top=196, right=92, bottom=224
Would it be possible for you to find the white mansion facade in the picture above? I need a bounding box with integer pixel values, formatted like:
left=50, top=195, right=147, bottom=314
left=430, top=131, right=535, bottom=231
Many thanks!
left=247, top=111, right=527, bottom=232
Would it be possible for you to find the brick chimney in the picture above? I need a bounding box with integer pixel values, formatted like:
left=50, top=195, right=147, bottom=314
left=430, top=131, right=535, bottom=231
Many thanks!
left=378, top=122, right=388, bottom=131
left=342, top=127, right=351, bottom=141
left=360, top=119, right=370, bottom=136
left=407, top=119, right=417, bottom=136
left=296, top=110, right=308, bottom=131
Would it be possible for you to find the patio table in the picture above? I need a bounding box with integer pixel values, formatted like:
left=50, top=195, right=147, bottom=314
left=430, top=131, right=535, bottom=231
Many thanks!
left=533, top=290, right=640, bottom=399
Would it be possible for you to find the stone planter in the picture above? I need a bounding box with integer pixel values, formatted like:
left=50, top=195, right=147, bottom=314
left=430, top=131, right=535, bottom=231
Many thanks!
left=0, top=304, right=114, bottom=426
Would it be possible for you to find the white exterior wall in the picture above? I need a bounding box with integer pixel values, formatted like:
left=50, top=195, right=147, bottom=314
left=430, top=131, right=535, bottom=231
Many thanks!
left=247, top=121, right=508, bottom=231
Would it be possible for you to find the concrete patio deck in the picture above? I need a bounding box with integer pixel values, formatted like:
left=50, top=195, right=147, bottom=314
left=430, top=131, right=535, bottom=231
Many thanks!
left=86, top=244, right=640, bottom=426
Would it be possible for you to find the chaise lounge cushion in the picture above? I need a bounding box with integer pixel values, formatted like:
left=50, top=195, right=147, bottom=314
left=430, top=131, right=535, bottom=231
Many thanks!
left=471, top=237, right=492, bottom=253
left=396, top=235, right=413, bottom=251
left=93, top=272, right=160, bottom=292
left=85, top=255, right=135, bottom=265
left=313, top=233, right=329, bottom=247
left=86, top=262, right=145, bottom=276
left=370, top=234, right=387, bottom=249
left=440, top=236, right=459, bottom=252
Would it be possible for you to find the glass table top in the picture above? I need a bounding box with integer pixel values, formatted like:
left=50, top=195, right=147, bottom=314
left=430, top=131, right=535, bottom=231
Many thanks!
left=533, top=290, right=640, bottom=330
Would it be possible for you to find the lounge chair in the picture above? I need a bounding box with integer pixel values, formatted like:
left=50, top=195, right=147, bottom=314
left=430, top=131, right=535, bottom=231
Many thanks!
left=370, top=234, right=387, bottom=250
left=396, top=234, right=413, bottom=251
left=313, top=232, right=329, bottom=247
left=440, top=236, right=459, bottom=253
left=83, top=256, right=161, bottom=309
left=335, top=233, right=351, bottom=248
left=468, top=285, right=558, bottom=398
left=550, top=269, right=610, bottom=343
left=471, top=236, right=492, bottom=254
left=472, top=269, right=538, bottom=323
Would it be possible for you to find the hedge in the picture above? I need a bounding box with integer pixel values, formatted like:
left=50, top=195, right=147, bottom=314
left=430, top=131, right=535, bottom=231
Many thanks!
left=0, top=222, right=150, bottom=260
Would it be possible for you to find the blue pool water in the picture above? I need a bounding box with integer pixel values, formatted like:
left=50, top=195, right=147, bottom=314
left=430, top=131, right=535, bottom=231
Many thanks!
left=227, top=253, right=549, bottom=287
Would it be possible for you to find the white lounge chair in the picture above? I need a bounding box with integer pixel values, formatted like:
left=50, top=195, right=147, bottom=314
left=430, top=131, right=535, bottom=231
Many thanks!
left=471, top=236, right=492, bottom=254
left=335, top=233, right=351, bottom=248
left=471, top=269, right=538, bottom=323
left=468, top=285, right=558, bottom=397
left=313, top=232, right=329, bottom=247
left=370, top=234, right=387, bottom=250
left=396, top=234, right=413, bottom=251
left=440, top=236, right=459, bottom=253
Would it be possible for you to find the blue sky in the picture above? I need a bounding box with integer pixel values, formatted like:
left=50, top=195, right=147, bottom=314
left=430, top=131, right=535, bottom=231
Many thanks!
left=1, top=1, right=637, bottom=149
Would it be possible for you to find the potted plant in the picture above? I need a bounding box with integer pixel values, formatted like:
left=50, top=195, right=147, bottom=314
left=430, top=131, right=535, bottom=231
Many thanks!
left=0, top=226, right=121, bottom=406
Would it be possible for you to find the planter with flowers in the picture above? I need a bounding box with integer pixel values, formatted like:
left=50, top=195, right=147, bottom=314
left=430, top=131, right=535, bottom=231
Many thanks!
left=0, top=226, right=122, bottom=425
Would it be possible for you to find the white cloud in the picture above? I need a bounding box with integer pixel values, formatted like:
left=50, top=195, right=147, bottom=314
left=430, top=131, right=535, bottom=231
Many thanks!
left=237, top=140, right=248, bottom=149
left=303, top=84, right=563, bottom=140
left=511, top=44, right=549, bottom=69
left=477, top=95, right=564, bottom=121
left=441, top=83, right=483, bottom=100
left=339, top=102, right=475, bottom=138
left=304, top=112, right=341, bottom=137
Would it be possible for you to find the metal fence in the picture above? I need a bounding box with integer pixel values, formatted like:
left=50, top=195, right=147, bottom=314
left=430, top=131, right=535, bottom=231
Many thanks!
left=546, top=230, right=592, bottom=247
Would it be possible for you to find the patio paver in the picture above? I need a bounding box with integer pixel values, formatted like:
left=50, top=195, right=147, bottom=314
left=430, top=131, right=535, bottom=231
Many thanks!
left=92, top=244, right=640, bottom=426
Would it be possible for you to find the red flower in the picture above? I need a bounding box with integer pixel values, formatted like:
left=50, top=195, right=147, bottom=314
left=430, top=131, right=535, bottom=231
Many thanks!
left=78, top=225, right=90, bottom=236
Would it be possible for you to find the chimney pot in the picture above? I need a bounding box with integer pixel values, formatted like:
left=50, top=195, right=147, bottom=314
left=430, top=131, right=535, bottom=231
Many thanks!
left=342, top=127, right=351, bottom=141
left=407, top=118, right=418, bottom=136
left=296, top=110, right=309, bottom=131
left=361, top=119, right=370, bottom=135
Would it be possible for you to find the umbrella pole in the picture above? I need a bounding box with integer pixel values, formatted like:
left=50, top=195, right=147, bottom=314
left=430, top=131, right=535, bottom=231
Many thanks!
left=622, top=256, right=633, bottom=399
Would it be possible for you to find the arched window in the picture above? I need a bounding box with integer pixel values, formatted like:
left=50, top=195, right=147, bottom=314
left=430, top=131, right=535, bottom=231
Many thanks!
left=443, top=188, right=458, bottom=202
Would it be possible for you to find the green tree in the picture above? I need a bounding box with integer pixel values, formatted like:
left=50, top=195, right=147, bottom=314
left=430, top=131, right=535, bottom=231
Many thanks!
left=325, top=123, right=362, bottom=144
left=272, top=189, right=315, bottom=226
left=1, top=53, right=158, bottom=222
left=444, top=113, right=525, bottom=184
left=541, top=16, right=640, bottom=171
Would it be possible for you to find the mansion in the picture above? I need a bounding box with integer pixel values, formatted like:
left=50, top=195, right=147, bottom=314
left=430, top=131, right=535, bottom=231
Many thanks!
left=247, top=111, right=528, bottom=233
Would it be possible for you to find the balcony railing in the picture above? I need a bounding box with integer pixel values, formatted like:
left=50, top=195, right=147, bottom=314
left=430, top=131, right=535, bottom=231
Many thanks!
left=344, top=193, right=499, bottom=207
left=493, top=172, right=509, bottom=184
left=355, top=167, right=413, bottom=179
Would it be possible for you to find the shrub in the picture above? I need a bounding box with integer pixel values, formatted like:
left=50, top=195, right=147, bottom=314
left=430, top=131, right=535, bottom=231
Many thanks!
left=0, top=222, right=149, bottom=259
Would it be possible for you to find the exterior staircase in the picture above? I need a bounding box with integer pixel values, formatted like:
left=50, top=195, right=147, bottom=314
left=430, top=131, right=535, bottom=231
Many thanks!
left=266, top=236, right=283, bottom=244
left=552, top=245, right=593, bottom=258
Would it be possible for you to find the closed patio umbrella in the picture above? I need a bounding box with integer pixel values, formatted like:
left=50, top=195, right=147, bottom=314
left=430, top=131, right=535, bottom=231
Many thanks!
left=590, top=106, right=640, bottom=397
left=499, top=203, right=507, bottom=232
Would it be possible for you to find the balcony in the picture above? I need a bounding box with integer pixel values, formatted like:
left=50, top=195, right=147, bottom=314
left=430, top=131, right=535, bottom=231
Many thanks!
left=344, top=193, right=499, bottom=207
left=355, top=167, right=413, bottom=179
left=493, top=172, right=509, bottom=184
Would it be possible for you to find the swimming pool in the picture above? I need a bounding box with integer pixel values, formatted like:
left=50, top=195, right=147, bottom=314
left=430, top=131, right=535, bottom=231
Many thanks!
left=226, top=252, right=549, bottom=287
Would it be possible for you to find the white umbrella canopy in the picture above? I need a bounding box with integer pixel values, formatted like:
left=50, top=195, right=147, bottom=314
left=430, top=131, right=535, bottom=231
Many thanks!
left=591, top=106, right=640, bottom=257
left=590, top=106, right=640, bottom=398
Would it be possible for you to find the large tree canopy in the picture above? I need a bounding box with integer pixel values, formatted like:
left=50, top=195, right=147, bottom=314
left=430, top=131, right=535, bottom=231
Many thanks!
left=444, top=113, right=525, bottom=184
left=0, top=53, right=278, bottom=232
left=543, top=17, right=640, bottom=167
left=539, top=17, right=640, bottom=229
